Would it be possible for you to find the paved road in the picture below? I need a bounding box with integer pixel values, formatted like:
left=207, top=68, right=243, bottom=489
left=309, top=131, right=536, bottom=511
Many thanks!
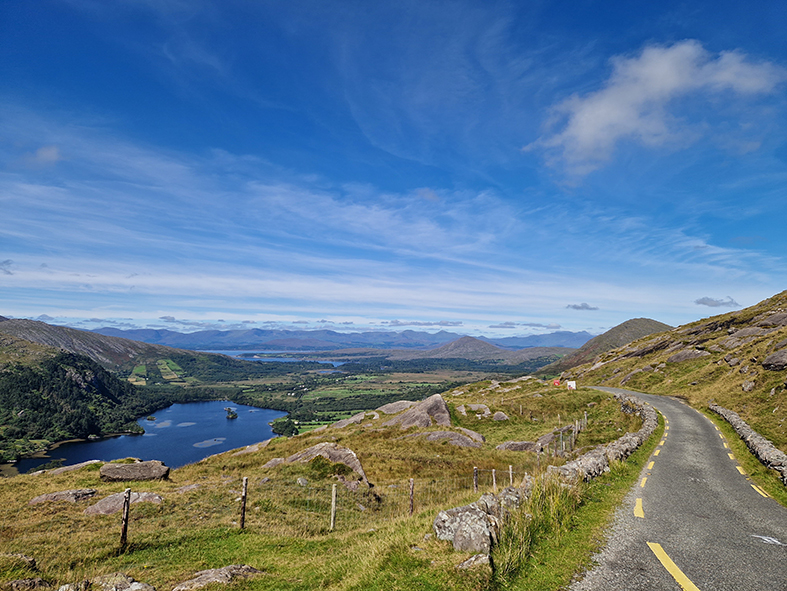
left=570, top=387, right=787, bottom=591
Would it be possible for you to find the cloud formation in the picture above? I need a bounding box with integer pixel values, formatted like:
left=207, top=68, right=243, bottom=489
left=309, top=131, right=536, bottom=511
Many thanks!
left=384, top=320, right=463, bottom=327
left=694, top=296, right=740, bottom=308
left=488, top=321, right=562, bottom=329
left=566, top=303, right=599, bottom=311
left=529, top=40, right=786, bottom=175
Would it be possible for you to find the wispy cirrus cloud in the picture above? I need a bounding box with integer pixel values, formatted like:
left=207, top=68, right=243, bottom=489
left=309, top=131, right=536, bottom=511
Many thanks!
left=527, top=40, right=786, bottom=176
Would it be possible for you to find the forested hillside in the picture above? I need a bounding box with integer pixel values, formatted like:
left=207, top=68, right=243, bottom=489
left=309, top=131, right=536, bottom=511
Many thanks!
left=0, top=352, right=170, bottom=462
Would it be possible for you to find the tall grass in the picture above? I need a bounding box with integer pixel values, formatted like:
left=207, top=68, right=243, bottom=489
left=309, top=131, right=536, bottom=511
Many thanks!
left=491, top=473, right=582, bottom=587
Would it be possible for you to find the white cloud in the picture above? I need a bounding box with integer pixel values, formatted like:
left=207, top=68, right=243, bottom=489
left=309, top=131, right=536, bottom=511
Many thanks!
left=528, top=40, right=786, bottom=175
left=566, top=303, right=599, bottom=311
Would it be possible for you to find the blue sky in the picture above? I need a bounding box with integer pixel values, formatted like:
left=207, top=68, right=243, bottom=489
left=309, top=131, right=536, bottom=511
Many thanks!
left=1, top=0, right=786, bottom=337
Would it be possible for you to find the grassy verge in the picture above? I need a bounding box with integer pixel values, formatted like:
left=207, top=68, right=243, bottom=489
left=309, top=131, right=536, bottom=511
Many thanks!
left=702, top=409, right=787, bottom=506
left=491, top=413, right=664, bottom=590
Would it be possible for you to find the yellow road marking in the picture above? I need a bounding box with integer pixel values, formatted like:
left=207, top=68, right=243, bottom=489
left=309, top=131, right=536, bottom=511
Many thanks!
left=659, top=440, right=665, bottom=446
left=736, top=466, right=746, bottom=475
left=648, top=461, right=655, bottom=469
left=654, top=449, right=661, bottom=456
left=634, top=498, right=644, bottom=518
left=664, top=431, right=668, bottom=437
left=728, top=453, right=735, bottom=460
left=640, top=477, right=648, bottom=488
left=715, top=425, right=720, bottom=431
left=665, top=425, right=670, bottom=430
left=647, top=542, right=702, bottom=591
left=719, top=433, right=724, bottom=439
left=723, top=442, right=728, bottom=449
left=751, top=484, right=769, bottom=498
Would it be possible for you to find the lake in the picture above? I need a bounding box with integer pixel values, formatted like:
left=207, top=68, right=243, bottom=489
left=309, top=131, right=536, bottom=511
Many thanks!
left=8, top=400, right=286, bottom=475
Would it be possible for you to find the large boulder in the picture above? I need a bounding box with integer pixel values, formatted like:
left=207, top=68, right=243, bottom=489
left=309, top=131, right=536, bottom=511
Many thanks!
left=433, top=505, right=499, bottom=554
left=84, top=491, right=163, bottom=515
left=29, top=489, right=96, bottom=505
left=376, top=400, right=418, bottom=414
left=172, top=565, right=262, bottom=591
left=496, top=441, right=540, bottom=452
left=667, top=349, right=710, bottom=363
left=285, top=442, right=369, bottom=485
left=99, top=460, right=169, bottom=482
left=402, top=431, right=481, bottom=448
left=382, top=394, right=451, bottom=429
left=762, top=349, right=787, bottom=371
left=90, top=573, right=155, bottom=591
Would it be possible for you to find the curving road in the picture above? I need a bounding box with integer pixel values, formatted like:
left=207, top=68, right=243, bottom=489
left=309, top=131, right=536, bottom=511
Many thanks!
left=570, top=387, right=787, bottom=591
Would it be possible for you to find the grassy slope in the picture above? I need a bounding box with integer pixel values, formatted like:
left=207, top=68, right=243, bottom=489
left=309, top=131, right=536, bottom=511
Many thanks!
left=0, top=380, right=644, bottom=589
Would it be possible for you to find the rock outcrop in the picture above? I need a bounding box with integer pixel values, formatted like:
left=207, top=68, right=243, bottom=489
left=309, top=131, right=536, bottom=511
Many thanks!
left=709, top=403, right=787, bottom=484
left=496, top=441, right=540, bottom=452
left=283, top=442, right=370, bottom=485
left=762, top=349, right=787, bottom=371
left=84, top=491, right=163, bottom=515
left=433, top=486, right=529, bottom=554
left=401, top=431, right=481, bottom=448
left=99, top=460, right=169, bottom=482
left=29, top=489, right=97, bottom=505
left=382, top=394, right=451, bottom=429
left=172, top=565, right=262, bottom=591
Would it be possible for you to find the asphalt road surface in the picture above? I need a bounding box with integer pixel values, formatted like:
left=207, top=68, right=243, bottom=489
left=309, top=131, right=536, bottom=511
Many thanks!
left=570, top=387, right=787, bottom=591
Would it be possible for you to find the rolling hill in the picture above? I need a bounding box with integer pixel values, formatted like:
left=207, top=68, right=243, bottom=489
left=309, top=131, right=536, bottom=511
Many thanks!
left=536, top=318, right=672, bottom=376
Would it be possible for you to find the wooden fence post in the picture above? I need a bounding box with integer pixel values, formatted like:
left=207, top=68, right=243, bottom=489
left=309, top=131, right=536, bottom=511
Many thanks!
left=120, top=488, right=131, bottom=547
left=409, top=478, right=415, bottom=516
left=508, top=465, right=513, bottom=486
left=240, top=476, right=248, bottom=529
left=584, top=411, right=588, bottom=429
left=492, top=469, right=497, bottom=494
left=473, top=467, right=478, bottom=493
left=330, top=484, right=337, bottom=531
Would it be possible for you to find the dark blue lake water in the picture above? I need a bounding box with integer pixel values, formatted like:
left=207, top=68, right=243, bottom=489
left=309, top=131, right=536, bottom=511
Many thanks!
left=202, top=350, right=345, bottom=367
left=12, top=401, right=286, bottom=474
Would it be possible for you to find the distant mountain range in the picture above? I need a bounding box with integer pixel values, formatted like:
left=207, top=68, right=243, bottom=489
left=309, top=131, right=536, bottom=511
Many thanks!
left=91, top=326, right=594, bottom=351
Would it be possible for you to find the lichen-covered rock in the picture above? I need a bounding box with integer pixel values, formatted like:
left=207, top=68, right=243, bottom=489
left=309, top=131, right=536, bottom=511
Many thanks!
left=456, top=554, right=490, bottom=569
left=29, top=489, right=96, bottom=505
left=84, top=492, right=163, bottom=516
left=91, top=573, right=154, bottom=591
left=172, top=565, right=262, bottom=591
left=492, top=411, right=509, bottom=421
left=762, top=349, right=787, bottom=371
left=467, top=404, right=491, bottom=418
left=402, top=431, right=481, bottom=448
left=496, top=441, right=540, bottom=452
left=456, top=427, right=484, bottom=442
left=667, top=349, right=710, bottom=363
left=5, top=578, right=51, bottom=591
left=285, top=442, right=369, bottom=485
left=376, top=400, right=418, bottom=414
left=99, top=460, right=169, bottom=482
left=382, top=394, right=451, bottom=429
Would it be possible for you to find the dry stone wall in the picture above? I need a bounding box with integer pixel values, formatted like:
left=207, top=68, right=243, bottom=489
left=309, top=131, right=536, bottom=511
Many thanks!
left=709, top=403, right=787, bottom=484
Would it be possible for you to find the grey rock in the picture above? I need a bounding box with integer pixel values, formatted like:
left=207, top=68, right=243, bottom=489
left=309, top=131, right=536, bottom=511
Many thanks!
left=285, top=442, right=369, bottom=485
left=402, top=431, right=481, bottom=448
left=172, top=565, right=262, bottom=591
left=231, top=439, right=272, bottom=456
left=376, top=400, right=418, bottom=415
left=330, top=411, right=366, bottom=429
left=383, top=394, right=451, bottom=429
left=84, top=491, right=163, bottom=516
left=5, top=579, right=51, bottom=591
left=99, top=460, right=169, bottom=482
left=467, top=404, right=491, bottom=418
left=456, top=404, right=467, bottom=416
left=456, top=554, right=490, bottom=569
left=742, top=380, right=756, bottom=392
left=496, top=441, right=540, bottom=452
left=456, top=427, right=485, bottom=442
left=47, top=460, right=102, bottom=475
left=261, top=457, right=285, bottom=469
left=762, top=349, right=787, bottom=371
left=29, top=489, right=97, bottom=505
left=91, top=573, right=154, bottom=591
left=667, top=349, right=710, bottom=363
left=492, top=411, right=509, bottom=421
left=296, top=477, right=308, bottom=486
